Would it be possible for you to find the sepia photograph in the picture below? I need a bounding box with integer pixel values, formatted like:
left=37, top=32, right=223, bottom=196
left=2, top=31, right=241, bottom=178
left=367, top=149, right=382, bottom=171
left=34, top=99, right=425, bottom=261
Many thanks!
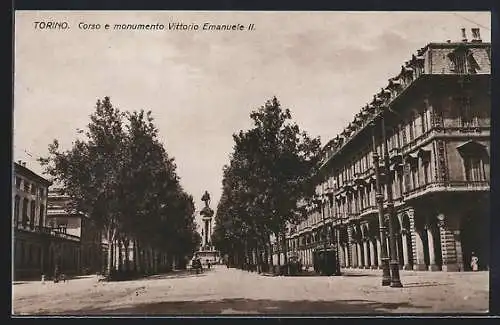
left=12, top=11, right=491, bottom=316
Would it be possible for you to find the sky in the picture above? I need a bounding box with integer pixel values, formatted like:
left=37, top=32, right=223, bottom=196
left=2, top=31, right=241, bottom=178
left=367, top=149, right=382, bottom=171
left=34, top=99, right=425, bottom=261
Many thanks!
left=14, top=11, right=491, bottom=230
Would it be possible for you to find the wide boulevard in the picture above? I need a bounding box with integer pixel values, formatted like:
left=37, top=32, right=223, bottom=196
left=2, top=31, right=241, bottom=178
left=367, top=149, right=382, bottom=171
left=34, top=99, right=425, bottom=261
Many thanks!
left=13, top=265, right=488, bottom=315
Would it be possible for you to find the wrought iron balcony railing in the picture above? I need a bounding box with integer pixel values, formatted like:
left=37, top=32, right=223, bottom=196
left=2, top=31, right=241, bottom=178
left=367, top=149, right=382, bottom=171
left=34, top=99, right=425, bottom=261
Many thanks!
left=404, top=180, right=489, bottom=199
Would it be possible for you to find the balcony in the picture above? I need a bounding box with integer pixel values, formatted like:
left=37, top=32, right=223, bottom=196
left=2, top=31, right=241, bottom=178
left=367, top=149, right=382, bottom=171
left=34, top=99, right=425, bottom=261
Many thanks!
left=389, top=147, right=402, bottom=159
left=347, top=212, right=360, bottom=221
left=15, top=224, right=80, bottom=242
left=358, top=169, right=373, bottom=180
left=359, top=205, right=378, bottom=217
left=52, top=230, right=80, bottom=241
left=404, top=180, right=489, bottom=200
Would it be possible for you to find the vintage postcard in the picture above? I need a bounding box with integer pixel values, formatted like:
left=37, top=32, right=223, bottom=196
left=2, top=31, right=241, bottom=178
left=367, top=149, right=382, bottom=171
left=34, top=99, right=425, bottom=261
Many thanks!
left=12, top=11, right=491, bottom=316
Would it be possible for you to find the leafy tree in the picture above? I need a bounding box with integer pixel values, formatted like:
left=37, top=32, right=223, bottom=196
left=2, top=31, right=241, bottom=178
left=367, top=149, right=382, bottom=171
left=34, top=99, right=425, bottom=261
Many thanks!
left=213, top=97, right=321, bottom=271
left=39, top=97, right=201, bottom=278
left=40, top=97, right=127, bottom=276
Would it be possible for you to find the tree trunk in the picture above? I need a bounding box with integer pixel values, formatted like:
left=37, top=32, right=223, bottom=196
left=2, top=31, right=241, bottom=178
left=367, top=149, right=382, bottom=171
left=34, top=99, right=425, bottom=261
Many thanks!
left=267, top=237, right=273, bottom=269
left=244, top=239, right=249, bottom=270
left=135, top=240, right=140, bottom=274
left=105, top=227, right=116, bottom=278
left=153, top=249, right=158, bottom=274
left=282, top=231, right=289, bottom=275
left=118, top=238, right=123, bottom=272
left=124, top=238, right=130, bottom=272
left=275, top=233, right=281, bottom=267
left=132, top=239, right=139, bottom=273
left=141, top=247, right=146, bottom=274
left=148, top=247, right=153, bottom=273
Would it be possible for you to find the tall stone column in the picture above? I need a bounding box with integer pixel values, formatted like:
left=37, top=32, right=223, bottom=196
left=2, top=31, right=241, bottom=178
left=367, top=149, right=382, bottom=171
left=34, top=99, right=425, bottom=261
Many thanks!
left=413, top=230, right=427, bottom=270
left=376, top=237, right=382, bottom=268
left=343, top=246, right=349, bottom=267
left=426, top=224, right=440, bottom=271
left=401, top=229, right=411, bottom=270
left=348, top=225, right=356, bottom=268
left=204, top=219, right=209, bottom=247
left=453, top=230, right=464, bottom=271
left=438, top=215, right=460, bottom=272
left=369, top=239, right=376, bottom=268
left=335, top=228, right=343, bottom=267
left=408, top=209, right=427, bottom=270
left=309, top=248, right=313, bottom=267
left=363, top=240, right=369, bottom=268
left=356, top=242, right=363, bottom=268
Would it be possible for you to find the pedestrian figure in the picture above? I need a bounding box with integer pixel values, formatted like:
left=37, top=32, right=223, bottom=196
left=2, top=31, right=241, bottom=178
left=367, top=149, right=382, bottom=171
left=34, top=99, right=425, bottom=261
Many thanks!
left=207, top=260, right=211, bottom=269
left=197, top=259, right=203, bottom=273
left=54, top=265, right=60, bottom=283
left=471, top=252, right=479, bottom=271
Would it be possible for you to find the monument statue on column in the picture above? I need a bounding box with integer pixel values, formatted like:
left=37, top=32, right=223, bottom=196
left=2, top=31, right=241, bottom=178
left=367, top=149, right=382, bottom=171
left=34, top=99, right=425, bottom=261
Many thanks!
left=195, top=190, right=219, bottom=264
left=201, top=190, right=214, bottom=249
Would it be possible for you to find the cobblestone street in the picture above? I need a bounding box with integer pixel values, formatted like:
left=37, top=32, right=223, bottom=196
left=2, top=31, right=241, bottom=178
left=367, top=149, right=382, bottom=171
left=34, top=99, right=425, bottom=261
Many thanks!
left=12, top=266, right=489, bottom=315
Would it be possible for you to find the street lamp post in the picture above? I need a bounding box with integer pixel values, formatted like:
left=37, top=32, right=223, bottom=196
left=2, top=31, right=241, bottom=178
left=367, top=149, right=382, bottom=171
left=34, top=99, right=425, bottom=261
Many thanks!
left=370, top=120, right=391, bottom=286
left=381, top=109, right=403, bottom=288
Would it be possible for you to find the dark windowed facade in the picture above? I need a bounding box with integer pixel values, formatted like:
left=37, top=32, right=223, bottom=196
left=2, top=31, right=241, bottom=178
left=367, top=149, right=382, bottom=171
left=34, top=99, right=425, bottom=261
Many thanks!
left=464, top=156, right=486, bottom=182
left=285, top=37, right=490, bottom=272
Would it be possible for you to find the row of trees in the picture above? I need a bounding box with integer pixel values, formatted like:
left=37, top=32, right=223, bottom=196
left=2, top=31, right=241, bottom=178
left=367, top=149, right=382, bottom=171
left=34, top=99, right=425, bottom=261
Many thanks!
left=39, top=97, right=201, bottom=278
left=211, top=97, right=322, bottom=271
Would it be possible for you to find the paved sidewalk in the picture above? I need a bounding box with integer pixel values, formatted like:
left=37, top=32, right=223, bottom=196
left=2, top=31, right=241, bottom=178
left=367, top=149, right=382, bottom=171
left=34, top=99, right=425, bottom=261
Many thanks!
left=12, top=265, right=489, bottom=315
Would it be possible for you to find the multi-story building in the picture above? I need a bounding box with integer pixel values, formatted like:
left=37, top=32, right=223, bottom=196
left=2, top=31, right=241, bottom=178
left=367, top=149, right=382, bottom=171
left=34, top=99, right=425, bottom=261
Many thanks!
left=13, top=161, right=82, bottom=280
left=47, top=188, right=105, bottom=274
left=287, top=28, right=490, bottom=272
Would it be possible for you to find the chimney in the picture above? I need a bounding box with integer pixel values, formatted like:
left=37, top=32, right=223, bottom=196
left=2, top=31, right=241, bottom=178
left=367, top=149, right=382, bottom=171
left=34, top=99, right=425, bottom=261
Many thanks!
left=22, top=162, right=26, bottom=167
left=17, top=160, right=22, bottom=164
left=461, top=28, right=468, bottom=42
left=471, top=28, right=482, bottom=42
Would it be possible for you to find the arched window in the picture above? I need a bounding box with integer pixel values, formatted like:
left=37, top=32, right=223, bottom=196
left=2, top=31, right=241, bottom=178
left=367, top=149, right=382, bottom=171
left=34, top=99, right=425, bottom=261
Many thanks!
left=464, top=156, right=485, bottom=182
left=457, top=141, right=489, bottom=182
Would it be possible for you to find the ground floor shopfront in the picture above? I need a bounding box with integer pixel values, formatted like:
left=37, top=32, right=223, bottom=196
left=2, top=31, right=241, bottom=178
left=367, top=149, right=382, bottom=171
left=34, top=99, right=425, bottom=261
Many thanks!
left=14, top=227, right=81, bottom=280
left=14, top=227, right=105, bottom=280
left=289, top=191, right=489, bottom=273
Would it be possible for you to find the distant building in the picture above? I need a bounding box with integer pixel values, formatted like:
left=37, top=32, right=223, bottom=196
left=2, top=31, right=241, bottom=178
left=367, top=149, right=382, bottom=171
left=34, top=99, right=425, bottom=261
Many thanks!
left=283, top=29, right=490, bottom=272
left=47, top=189, right=105, bottom=274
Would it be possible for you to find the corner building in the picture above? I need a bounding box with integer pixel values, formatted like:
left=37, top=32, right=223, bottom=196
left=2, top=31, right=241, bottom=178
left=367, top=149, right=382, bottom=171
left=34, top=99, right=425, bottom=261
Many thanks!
left=288, top=31, right=490, bottom=272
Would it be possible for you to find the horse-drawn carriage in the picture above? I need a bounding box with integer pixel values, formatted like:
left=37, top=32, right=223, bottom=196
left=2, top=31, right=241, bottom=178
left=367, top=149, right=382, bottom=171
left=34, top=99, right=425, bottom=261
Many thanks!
left=190, top=258, right=203, bottom=274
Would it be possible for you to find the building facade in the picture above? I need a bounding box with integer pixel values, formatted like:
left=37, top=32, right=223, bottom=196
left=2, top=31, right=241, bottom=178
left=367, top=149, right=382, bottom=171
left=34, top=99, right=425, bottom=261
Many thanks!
left=13, top=161, right=81, bottom=280
left=286, top=29, right=490, bottom=272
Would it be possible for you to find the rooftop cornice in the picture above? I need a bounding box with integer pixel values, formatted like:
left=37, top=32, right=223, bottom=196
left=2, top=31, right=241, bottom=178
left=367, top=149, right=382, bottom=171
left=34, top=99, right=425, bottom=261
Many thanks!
left=14, top=162, right=52, bottom=187
left=318, top=39, right=491, bottom=172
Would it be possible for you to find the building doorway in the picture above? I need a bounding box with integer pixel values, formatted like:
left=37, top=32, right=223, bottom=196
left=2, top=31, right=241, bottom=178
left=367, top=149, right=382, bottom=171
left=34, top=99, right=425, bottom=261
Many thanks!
left=460, top=214, right=489, bottom=271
